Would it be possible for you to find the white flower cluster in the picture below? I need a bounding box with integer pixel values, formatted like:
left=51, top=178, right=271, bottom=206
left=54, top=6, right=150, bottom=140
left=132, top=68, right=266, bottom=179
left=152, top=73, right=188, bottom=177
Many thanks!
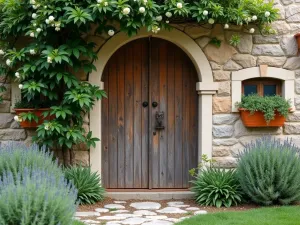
left=14, top=115, right=22, bottom=122
left=15, top=72, right=20, bottom=79
left=123, top=7, right=130, bottom=15
left=0, top=49, right=5, bottom=55
left=108, top=29, right=114, bottom=36
left=96, top=0, right=108, bottom=7
left=47, top=56, right=53, bottom=64
left=177, top=2, right=182, bottom=9
left=45, top=16, right=61, bottom=31
left=6, top=59, right=11, bottom=66
left=165, top=12, right=172, bottom=18
left=30, top=49, right=36, bottom=55
left=18, top=84, right=23, bottom=89
left=30, top=0, right=40, bottom=9
left=139, top=7, right=145, bottom=13
left=44, top=123, right=50, bottom=130
left=151, top=25, right=160, bottom=34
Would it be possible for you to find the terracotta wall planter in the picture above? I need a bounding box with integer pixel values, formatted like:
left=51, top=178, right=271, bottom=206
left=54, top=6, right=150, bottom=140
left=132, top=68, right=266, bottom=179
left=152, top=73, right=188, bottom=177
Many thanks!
left=14, top=108, right=54, bottom=128
left=239, top=108, right=286, bottom=127
left=295, top=33, right=300, bottom=52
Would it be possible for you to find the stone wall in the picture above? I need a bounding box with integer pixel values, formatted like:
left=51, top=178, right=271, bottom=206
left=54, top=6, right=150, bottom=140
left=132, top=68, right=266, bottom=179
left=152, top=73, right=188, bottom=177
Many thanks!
left=1, top=0, right=300, bottom=168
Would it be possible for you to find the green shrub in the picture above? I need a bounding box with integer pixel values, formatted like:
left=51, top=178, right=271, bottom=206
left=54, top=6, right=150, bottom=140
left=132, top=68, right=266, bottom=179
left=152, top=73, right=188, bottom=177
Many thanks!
left=237, top=94, right=290, bottom=123
left=236, top=137, right=300, bottom=205
left=191, top=168, right=242, bottom=208
left=73, top=221, right=85, bottom=225
left=0, top=168, right=77, bottom=225
left=0, top=142, right=63, bottom=179
left=64, top=166, right=105, bottom=204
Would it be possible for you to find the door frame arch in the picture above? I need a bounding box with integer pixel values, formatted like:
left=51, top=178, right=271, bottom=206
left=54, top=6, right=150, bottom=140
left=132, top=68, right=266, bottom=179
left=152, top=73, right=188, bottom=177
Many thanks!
left=89, top=27, right=218, bottom=176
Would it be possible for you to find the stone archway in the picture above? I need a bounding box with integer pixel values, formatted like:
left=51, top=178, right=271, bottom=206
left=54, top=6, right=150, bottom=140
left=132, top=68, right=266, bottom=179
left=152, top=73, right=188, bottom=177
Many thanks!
left=89, top=27, right=218, bottom=176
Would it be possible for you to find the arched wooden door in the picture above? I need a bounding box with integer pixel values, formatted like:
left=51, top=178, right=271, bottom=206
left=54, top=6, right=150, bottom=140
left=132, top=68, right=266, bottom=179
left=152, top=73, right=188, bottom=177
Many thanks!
left=101, top=38, right=198, bottom=189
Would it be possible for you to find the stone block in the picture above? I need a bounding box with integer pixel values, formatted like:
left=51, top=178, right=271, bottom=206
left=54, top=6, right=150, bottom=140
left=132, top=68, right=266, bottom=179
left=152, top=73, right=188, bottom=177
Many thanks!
left=253, top=35, right=280, bottom=44
left=236, top=34, right=253, bottom=54
left=271, top=21, right=291, bottom=35
left=185, top=26, right=212, bottom=39
left=232, top=54, right=257, bottom=68
left=217, top=81, right=231, bottom=96
left=229, top=143, right=245, bottom=157
left=213, top=114, right=239, bottom=125
left=283, top=57, right=300, bottom=70
left=213, top=70, right=230, bottom=81
left=0, top=84, right=11, bottom=100
left=280, top=35, right=298, bottom=56
left=213, top=97, right=231, bottom=114
left=223, top=60, right=242, bottom=71
left=212, top=157, right=237, bottom=168
left=257, top=56, right=286, bottom=67
left=204, top=42, right=237, bottom=65
left=213, top=125, right=234, bottom=138
left=195, top=37, right=211, bottom=49
left=0, top=100, right=11, bottom=113
left=74, top=150, right=90, bottom=166
left=0, top=129, right=26, bottom=140
left=210, top=61, right=221, bottom=70
left=213, top=138, right=238, bottom=146
left=284, top=123, right=300, bottom=134
left=286, top=112, right=300, bottom=122
left=286, top=5, right=300, bottom=22
left=252, top=44, right=284, bottom=56
left=296, top=79, right=300, bottom=94
left=281, top=0, right=293, bottom=5
left=212, top=147, right=231, bottom=157
left=274, top=4, right=286, bottom=20
left=0, top=113, right=14, bottom=128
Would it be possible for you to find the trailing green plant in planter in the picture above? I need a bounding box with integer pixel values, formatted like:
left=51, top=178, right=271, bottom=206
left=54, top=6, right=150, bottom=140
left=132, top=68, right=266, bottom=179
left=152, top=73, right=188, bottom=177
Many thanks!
left=190, top=155, right=243, bottom=208
left=237, top=94, right=291, bottom=125
left=64, top=166, right=105, bottom=204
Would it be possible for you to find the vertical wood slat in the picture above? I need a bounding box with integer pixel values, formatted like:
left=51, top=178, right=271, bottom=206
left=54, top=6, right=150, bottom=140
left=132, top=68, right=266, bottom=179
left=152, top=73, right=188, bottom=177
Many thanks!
left=133, top=40, right=143, bottom=188
left=150, top=39, right=160, bottom=188
left=108, top=58, right=118, bottom=188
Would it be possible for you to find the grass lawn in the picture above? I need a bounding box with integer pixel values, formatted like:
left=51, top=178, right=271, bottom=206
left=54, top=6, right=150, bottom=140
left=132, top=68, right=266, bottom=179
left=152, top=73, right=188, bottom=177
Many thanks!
left=73, top=221, right=85, bottom=225
left=177, top=206, right=300, bottom=225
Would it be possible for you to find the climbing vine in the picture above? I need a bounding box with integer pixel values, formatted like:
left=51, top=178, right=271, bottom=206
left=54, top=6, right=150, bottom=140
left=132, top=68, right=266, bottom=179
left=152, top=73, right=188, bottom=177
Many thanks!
left=0, top=0, right=278, bottom=164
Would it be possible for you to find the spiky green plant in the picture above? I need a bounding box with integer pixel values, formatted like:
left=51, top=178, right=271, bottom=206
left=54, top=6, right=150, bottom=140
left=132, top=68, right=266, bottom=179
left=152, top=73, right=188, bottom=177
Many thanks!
left=191, top=168, right=242, bottom=208
left=64, top=166, right=105, bottom=205
left=236, top=137, right=300, bottom=205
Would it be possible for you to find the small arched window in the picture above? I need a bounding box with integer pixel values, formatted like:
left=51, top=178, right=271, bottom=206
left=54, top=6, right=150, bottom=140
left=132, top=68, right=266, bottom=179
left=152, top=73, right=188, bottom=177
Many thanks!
left=242, top=78, right=282, bottom=97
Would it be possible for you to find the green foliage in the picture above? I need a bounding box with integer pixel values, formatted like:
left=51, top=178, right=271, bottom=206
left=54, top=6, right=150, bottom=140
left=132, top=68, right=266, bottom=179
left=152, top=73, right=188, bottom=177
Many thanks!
left=0, top=168, right=78, bottom=225
left=0, top=0, right=278, bottom=162
left=73, top=221, right=86, bottom=225
left=191, top=168, right=242, bottom=208
left=209, top=37, right=221, bottom=48
left=237, top=94, right=291, bottom=123
left=236, top=137, right=300, bottom=206
left=229, top=34, right=241, bottom=46
left=64, top=166, right=105, bottom=205
left=0, top=142, right=63, bottom=180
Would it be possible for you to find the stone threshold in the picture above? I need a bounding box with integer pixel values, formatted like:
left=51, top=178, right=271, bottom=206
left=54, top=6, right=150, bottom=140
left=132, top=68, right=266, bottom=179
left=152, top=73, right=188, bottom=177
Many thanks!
left=105, top=191, right=194, bottom=200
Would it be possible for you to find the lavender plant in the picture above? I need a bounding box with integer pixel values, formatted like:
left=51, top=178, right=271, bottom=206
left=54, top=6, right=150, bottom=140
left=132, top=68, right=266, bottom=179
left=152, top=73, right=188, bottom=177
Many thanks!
left=236, top=137, right=300, bottom=205
left=0, top=168, right=77, bottom=225
left=0, top=142, right=63, bottom=179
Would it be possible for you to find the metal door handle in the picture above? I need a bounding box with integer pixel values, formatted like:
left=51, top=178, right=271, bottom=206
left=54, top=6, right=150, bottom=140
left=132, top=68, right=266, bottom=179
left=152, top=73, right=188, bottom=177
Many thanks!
left=155, top=111, right=165, bottom=130
left=142, top=101, right=148, bottom=107
left=152, top=102, right=158, bottom=108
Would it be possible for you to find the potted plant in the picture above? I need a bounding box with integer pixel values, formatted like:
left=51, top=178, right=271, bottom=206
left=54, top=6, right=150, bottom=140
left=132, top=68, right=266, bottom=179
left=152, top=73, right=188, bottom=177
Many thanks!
left=13, top=99, right=55, bottom=128
left=237, top=95, right=291, bottom=127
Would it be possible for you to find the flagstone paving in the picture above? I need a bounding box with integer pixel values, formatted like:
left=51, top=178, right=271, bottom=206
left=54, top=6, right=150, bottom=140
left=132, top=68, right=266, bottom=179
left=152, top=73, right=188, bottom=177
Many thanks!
left=75, top=200, right=208, bottom=225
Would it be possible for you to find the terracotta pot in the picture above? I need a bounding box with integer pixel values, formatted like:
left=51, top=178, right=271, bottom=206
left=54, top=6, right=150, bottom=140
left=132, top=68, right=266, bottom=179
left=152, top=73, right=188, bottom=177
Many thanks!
left=239, top=108, right=286, bottom=127
left=295, top=33, right=300, bottom=51
left=14, top=108, right=54, bottom=128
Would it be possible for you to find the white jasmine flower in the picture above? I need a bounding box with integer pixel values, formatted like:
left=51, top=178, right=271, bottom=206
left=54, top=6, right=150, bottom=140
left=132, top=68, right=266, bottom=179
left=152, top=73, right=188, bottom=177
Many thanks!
left=32, top=5, right=37, bottom=9
left=18, top=84, right=23, bottom=89
left=44, top=6, right=47, bottom=9
left=108, top=30, right=115, bottom=36
left=104, top=2, right=108, bottom=6
left=166, top=20, right=169, bottom=23
left=97, top=0, right=103, bottom=2
left=55, top=22, right=61, bottom=27
left=143, top=0, right=147, bottom=4
left=48, top=15, right=55, bottom=21
left=51, top=24, right=55, bottom=27
left=152, top=26, right=160, bottom=34
left=208, top=18, right=215, bottom=24
left=36, top=28, right=42, bottom=33
left=44, top=124, right=50, bottom=130
left=33, top=23, right=37, bottom=27
left=139, top=7, right=145, bottom=13
left=252, top=15, right=257, bottom=21
left=6, top=59, right=11, bottom=66
left=30, top=32, right=35, bottom=37
left=30, top=49, right=36, bottom=54
left=122, top=7, right=130, bottom=15
left=55, top=27, right=60, bottom=31
left=177, top=2, right=183, bottom=9
left=165, top=12, right=172, bottom=18
left=30, top=0, right=36, bottom=4
left=47, top=56, right=52, bottom=63
left=15, top=72, right=20, bottom=78
left=224, top=24, right=229, bottom=29
left=265, top=11, right=270, bottom=17
left=203, top=10, right=208, bottom=16
left=156, top=16, right=162, bottom=21
left=45, top=19, right=50, bottom=24
left=14, top=115, right=19, bottom=122
left=249, top=28, right=255, bottom=33
left=0, top=49, right=5, bottom=55
left=32, top=13, right=37, bottom=19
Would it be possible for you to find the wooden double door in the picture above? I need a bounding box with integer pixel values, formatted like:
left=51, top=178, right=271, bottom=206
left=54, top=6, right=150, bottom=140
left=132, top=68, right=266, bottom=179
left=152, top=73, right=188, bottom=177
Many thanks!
left=101, top=38, right=198, bottom=189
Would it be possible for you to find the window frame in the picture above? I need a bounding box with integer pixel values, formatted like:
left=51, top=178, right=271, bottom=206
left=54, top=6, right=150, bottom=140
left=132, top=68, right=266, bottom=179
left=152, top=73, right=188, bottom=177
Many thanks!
left=242, top=78, right=282, bottom=96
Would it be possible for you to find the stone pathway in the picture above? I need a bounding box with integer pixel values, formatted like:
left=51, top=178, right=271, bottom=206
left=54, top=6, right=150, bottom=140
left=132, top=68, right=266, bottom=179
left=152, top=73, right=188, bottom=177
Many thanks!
left=75, top=201, right=207, bottom=225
